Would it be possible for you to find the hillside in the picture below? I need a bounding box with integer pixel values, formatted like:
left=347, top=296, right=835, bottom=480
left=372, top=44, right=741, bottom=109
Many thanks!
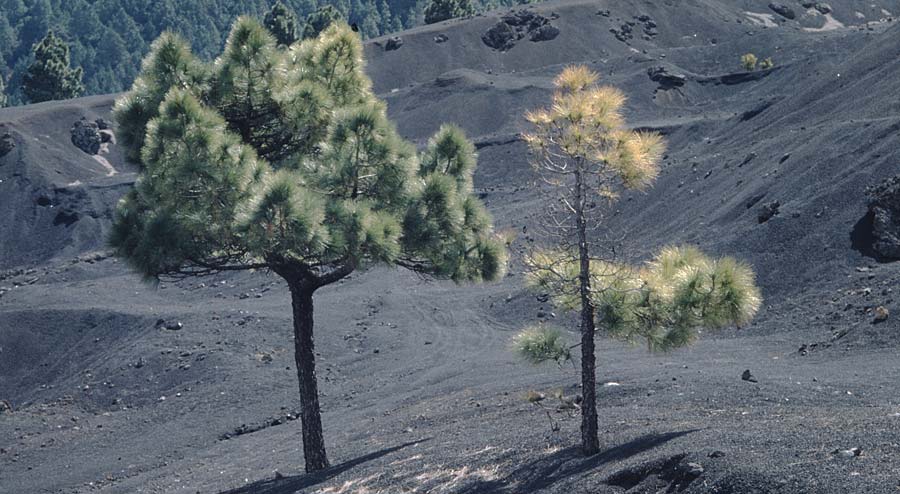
left=3, top=0, right=900, bottom=492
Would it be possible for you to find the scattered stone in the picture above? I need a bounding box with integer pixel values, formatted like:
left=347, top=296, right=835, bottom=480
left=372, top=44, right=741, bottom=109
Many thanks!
left=866, top=175, right=900, bottom=258
left=165, top=321, right=183, bottom=331
left=739, top=152, right=757, bottom=167
left=683, top=462, right=704, bottom=476
left=433, top=33, right=449, bottom=43
left=71, top=119, right=102, bottom=155
left=385, top=36, right=403, bottom=51
left=597, top=10, right=610, bottom=17
left=708, top=450, right=727, bottom=458
left=274, top=471, right=285, bottom=480
left=873, top=305, right=889, bottom=323
left=741, top=369, right=758, bottom=383
left=135, top=357, right=145, bottom=369
left=0, top=133, right=15, bottom=158
left=758, top=201, right=780, bottom=223
left=833, top=447, right=862, bottom=458
left=768, top=3, right=796, bottom=19
left=813, top=3, right=832, bottom=14
left=0, top=400, right=12, bottom=414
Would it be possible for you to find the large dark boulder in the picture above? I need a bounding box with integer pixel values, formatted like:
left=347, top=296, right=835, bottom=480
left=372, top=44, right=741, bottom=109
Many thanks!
left=867, top=175, right=900, bottom=258
left=482, top=21, right=519, bottom=51
left=71, top=119, right=102, bottom=155
left=768, top=3, right=796, bottom=19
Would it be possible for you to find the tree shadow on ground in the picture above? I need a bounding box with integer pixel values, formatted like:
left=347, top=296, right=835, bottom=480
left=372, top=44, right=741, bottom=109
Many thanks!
left=218, top=438, right=430, bottom=494
left=458, top=430, right=697, bottom=494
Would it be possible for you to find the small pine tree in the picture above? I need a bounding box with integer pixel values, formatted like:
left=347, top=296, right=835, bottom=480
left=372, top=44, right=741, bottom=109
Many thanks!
left=741, top=53, right=758, bottom=71
left=303, top=5, right=344, bottom=39
left=112, top=19, right=506, bottom=473
left=516, top=66, right=761, bottom=456
left=22, top=30, right=85, bottom=103
left=424, top=0, right=476, bottom=24
left=264, top=1, right=300, bottom=47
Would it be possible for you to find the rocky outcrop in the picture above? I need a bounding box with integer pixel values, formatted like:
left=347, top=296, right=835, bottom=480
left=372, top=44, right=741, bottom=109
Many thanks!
left=71, top=118, right=103, bottom=155
left=768, top=3, right=796, bottom=19
left=385, top=36, right=403, bottom=51
left=648, top=66, right=687, bottom=90
left=867, top=175, right=900, bottom=258
left=0, top=132, right=14, bottom=158
left=482, top=10, right=559, bottom=51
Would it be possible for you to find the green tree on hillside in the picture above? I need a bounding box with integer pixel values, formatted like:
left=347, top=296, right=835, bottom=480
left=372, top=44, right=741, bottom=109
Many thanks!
left=22, top=30, right=84, bottom=103
left=303, top=5, right=345, bottom=39
left=112, top=19, right=506, bottom=473
left=424, top=0, right=475, bottom=24
left=0, top=76, right=7, bottom=108
left=264, top=1, right=301, bottom=46
left=514, top=66, right=761, bottom=455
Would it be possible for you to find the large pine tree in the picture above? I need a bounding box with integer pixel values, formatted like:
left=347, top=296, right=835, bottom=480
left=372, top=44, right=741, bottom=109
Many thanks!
left=112, top=19, right=506, bottom=473
left=21, top=30, right=84, bottom=103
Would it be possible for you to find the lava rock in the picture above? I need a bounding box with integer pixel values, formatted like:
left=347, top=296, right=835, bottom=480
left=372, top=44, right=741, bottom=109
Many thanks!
left=482, top=21, right=518, bottom=51
left=768, top=3, right=796, bottom=19
left=866, top=175, right=900, bottom=258
left=0, top=133, right=15, bottom=158
left=758, top=201, right=780, bottom=223
left=741, top=369, right=758, bottom=383
left=385, top=36, right=403, bottom=51
left=529, top=24, right=560, bottom=42
left=165, top=321, right=184, bottom=331
left=71, top=119, right=102, bottom=155
left=816, top=3, right=832, bottom=14
left=434, top=33, right=449, bottom=43
left=483, top=10, right=558, bottom=51
left=647, top=66, right=687, bottom=89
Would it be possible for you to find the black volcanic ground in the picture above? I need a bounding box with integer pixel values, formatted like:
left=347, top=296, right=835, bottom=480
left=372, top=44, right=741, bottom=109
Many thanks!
left=3, top=1, right=900, bottom=492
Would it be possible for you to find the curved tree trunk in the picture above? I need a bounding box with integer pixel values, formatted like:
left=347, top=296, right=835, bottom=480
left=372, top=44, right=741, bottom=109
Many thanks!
left=575, top=162, right=600, bottom=456
left=288, top=281, right=330, bottom=473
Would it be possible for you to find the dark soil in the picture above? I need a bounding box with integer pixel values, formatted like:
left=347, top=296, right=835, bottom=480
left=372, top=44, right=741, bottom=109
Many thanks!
left=3, top=0, right=900, bottom=492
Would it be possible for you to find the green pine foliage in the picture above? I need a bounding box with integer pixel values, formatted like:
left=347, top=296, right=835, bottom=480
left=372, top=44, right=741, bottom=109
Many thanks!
left=113, top=19, right=506, bottom=282
left=264, top=1, right=301, bottom=46
left=303, top=5, right=345, bottom=39
left=21, top=30, right=84, bottom=103
left=1, top=0, right=540, bottom=105
left=521, top=245, right=762, bottom=357
left=424, top=0, right=476, bottom=24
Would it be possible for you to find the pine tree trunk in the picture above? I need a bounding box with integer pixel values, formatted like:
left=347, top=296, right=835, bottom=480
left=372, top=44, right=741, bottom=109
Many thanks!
left=574, top=162, right=600, bottom=456
left=288, top=281, right=330, bottom=473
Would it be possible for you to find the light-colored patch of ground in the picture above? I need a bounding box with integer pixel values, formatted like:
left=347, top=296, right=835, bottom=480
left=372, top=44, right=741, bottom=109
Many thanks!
left=803, top=14, right=845, bottom=32
left=882, top=9, right=893, bottom=17
left=855, top=11, right=866, bottom=19
left=744, top=11, right=779, bottom=28
left=92, top=155, right=117, bottom=177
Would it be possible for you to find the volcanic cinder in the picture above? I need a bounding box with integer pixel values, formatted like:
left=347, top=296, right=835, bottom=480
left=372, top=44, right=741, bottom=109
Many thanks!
left=3, top=1, right=900, bottom=492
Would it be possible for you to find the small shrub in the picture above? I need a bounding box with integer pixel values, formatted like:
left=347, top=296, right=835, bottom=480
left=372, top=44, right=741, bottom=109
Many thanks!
left=512, top=326, right=571, bottom=365
left=759, top=57, right=774, bottom=70
left=741, top=53, right=758, bottom=71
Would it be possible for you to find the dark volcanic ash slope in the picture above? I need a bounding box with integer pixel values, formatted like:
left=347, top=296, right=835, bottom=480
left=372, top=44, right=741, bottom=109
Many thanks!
left=3, top=1, right=900, bottom=493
